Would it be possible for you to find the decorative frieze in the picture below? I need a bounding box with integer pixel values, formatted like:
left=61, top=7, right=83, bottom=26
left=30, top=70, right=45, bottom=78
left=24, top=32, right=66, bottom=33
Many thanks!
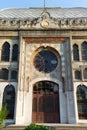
left=0, top=14, right=87, bottom=30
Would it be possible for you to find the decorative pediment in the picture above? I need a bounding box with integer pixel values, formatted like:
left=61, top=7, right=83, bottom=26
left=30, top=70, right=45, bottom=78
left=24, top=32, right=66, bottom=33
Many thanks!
left=0, top=10, right=87, bottom=30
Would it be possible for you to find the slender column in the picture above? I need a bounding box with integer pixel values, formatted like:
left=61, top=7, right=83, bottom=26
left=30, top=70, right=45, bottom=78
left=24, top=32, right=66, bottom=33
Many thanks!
left=78, top=43, right=82, bottom=61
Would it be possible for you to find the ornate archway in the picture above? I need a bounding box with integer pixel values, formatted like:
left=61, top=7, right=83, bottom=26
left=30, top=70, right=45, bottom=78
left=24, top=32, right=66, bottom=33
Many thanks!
left=32, top=81, right=60, bottom=123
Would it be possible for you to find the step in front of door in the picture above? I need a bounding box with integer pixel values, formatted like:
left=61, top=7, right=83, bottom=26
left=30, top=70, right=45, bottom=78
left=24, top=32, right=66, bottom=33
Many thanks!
left=3, top=124, right=87, bottom=130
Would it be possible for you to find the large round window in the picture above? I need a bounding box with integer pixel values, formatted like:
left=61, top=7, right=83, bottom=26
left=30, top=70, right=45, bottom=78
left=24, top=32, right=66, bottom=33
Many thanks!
left=33, top=49, right=58, bottom=73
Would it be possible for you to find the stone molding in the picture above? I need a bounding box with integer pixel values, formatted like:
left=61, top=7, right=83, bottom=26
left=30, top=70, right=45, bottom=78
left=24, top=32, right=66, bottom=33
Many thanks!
left=1, top=11, right=87, bottom=30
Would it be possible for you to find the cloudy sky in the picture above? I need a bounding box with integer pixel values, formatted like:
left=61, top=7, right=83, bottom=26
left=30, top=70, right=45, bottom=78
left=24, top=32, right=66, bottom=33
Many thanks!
left=0, top=0, right=87, bottom=9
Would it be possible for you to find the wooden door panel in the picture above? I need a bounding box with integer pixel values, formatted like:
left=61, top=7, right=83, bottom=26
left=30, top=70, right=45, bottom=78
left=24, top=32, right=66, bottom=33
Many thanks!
left=32, top=94, right=60, bottom=123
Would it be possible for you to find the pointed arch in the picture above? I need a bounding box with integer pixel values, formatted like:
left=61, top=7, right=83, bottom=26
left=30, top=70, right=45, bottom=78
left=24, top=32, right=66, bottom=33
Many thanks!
left=12, top=44, right=18, bottom=61
left=77, top=85, right=87, bottom=119
left=2, top=85, right=15, bottom=119
left=1, top=42, right=10, bottom=61
left=81, top=41, right=87, bottom=61
left=73, top=44, right=79, bottom=61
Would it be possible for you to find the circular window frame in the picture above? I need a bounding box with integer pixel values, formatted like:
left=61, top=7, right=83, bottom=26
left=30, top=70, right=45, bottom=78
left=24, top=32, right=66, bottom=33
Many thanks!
left=33, top=47, right=58, bottom=73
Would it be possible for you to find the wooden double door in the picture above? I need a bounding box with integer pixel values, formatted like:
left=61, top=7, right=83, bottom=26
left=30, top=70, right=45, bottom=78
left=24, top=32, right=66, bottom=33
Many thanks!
left=32, top=81, right=60, bottom=123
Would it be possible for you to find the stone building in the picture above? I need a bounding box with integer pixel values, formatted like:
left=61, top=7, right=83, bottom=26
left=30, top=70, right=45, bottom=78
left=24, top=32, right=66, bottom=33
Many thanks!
left=0, top=7, right=87, bottom=125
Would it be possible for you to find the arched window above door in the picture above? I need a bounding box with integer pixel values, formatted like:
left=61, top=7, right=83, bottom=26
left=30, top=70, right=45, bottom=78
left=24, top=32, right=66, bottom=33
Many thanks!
left=33, top=81, right=59, bottom=94
left=1, top=42, right=10, bottom=61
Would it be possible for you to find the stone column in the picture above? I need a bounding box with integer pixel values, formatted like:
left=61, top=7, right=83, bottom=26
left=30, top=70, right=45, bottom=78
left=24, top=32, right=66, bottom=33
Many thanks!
left=15, top=37, right=26, bottom=124
left=65, top=35, right=76, bottom=124
left=66, top=91, right=76, bottom=124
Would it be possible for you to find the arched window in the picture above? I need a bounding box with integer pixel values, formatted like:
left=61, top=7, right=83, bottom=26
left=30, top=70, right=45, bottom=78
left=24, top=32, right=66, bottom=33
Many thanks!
left=2, top=85, right=15, bottom=119
left=1, top=42, right=10, bottom=61
left=81, top=41, right=87, bottom=61
left=12, top=44, right=18, bottom=61
left=77, top=85, right=87, bottom=119
left=11, top=70, right=17, bottom=80
left=83, top=68, right=87, bottom=79
left=0, top=68, right=8, bottom=80
left=73, top=44, right=79, bottom=61
left=75, top=70, right=81, bottom=80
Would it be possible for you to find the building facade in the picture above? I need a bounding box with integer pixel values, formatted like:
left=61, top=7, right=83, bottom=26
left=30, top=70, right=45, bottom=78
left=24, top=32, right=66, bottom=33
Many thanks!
left=0, top=8, right=87, bottom=125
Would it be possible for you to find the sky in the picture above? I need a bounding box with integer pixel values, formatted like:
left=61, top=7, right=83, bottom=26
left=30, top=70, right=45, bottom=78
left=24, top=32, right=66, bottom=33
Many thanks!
left=0, top=0, right=87, bottom=9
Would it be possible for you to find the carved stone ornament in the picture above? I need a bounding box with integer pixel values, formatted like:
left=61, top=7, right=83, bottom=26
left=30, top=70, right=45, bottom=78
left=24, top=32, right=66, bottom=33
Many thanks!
left=41, top=20, right=49, bottom=28
left=40, top=11, right=50, bottom=28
